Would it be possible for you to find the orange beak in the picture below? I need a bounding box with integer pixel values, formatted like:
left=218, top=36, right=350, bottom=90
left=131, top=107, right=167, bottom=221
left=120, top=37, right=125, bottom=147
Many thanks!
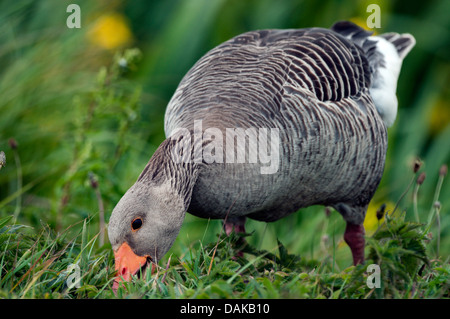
left=112, top=242, right=155, bottom=293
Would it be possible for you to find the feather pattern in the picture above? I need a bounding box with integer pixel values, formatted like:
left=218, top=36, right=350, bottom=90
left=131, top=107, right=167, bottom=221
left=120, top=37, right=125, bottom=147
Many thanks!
left=158, top=22, right=414, bottom=224
left=108, top=21, right=416, bottom=270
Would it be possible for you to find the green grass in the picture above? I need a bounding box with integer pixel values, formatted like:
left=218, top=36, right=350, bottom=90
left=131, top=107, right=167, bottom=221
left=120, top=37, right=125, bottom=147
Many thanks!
left=0, top=0, right=449, bottom=299
left=0, top=177, right=448, bottom=299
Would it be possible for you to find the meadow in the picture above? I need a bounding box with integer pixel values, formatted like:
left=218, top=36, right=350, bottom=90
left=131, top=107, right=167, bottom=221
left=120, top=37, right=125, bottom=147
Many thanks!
left=0, top=0, right=448, bottom=299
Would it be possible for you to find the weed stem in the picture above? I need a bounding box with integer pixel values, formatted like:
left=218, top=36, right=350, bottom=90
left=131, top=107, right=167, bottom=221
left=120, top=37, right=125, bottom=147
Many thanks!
left=392, top=173, right=416, bottom=217
left=435, top=203, right=440, bottom=259
left=9, top=140, right=22, bottom=222
left=89, top=172, right=105, bottom=247
left=413, top=184, right=420, bottom=222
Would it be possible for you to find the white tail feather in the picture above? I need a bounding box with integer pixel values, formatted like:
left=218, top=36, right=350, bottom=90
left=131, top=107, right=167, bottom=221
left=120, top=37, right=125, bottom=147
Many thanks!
left=369, top=35, right=415, bottom=127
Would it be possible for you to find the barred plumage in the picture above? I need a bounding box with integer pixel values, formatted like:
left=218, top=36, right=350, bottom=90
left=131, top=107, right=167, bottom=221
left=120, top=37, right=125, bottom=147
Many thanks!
left=163, top=22, right=414, bottom=226
left=109, top=21, right=415, bottom=285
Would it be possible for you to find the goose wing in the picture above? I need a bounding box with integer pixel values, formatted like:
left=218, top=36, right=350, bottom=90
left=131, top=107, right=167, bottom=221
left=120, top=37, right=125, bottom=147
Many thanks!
left=164, top=26, right=377, bottom=135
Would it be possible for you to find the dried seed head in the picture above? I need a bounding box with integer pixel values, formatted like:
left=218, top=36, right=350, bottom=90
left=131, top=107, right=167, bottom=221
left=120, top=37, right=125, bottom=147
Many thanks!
left=8, top=138, right=17, bottom=150
left=439, top=164, right=447, bottom=177
left=376, top=203, right=386, bottom=221
left=433, top=201, right=441, bottom=210
left=88, top=172, right=98, bottom=189
left=413, top=158, right=422, bottom=173
left=417, top=172, right=426, bottom=185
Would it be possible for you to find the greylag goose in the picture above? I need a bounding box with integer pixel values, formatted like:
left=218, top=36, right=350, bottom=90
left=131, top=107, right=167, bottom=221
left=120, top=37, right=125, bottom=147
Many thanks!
left=108, top=21, right=415, bottom=290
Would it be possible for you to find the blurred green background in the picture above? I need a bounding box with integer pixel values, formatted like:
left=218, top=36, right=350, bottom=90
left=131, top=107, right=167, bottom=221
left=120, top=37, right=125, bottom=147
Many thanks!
left=0, top=0, right=448, bottom=268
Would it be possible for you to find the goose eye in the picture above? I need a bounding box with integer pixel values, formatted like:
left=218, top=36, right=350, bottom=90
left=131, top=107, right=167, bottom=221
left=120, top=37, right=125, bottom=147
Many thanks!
left=131, top=218, right=143, bottom=230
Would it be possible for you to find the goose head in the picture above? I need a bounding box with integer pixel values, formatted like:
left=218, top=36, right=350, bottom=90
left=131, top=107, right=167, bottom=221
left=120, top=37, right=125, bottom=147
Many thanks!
left=108, top=179, right=187, bottom=293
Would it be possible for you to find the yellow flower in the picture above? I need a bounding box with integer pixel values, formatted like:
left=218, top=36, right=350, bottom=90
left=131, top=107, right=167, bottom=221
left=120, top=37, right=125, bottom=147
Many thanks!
left=364, top=200, right=396, bottom=235
left=87, top=12, right=133, bottom=50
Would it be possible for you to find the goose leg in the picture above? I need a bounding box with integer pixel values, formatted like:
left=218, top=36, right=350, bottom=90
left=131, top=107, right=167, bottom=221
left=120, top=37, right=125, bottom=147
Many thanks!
left=344, top=222, right=365, bottom=265
left=223, top=216, right=246, bottom=257
left=224, top=216, right=246, bottom=235
left=334, top=203, right=367, bottom=265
